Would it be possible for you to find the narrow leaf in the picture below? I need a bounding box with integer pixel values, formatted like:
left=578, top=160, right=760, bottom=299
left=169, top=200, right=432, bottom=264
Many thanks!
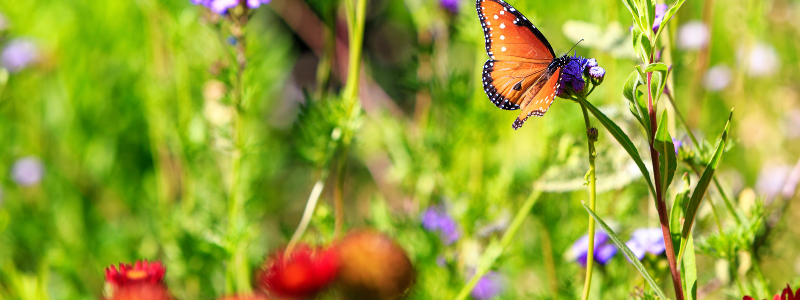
left=670, top=174, right=690, bottom=255
left=582, top=203, right=668, bottom=300
left=654, top=110, right=677, bottom=191
left=575, top=97, right=656, bottom=197
left=681, top=110, right=733, bottom=240
left=681, top=235, right=698, bottom=300
left=655, top=0, right=687, bottom=38
left=645, top=63, right=668, bottom=106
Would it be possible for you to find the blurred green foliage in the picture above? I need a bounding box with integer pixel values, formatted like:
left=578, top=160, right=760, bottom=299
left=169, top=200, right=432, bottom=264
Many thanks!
left=0, top=0, right=799, bottom=299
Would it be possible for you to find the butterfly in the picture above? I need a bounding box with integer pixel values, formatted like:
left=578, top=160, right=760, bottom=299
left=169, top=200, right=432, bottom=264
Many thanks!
left=476, top=0, right=572, bottom=130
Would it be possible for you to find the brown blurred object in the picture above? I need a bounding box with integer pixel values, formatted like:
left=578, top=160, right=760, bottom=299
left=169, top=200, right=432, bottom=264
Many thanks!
left=336, top=230, right=414, bottom=300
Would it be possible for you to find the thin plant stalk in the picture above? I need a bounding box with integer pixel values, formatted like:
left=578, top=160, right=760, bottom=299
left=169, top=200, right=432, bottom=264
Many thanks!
left=577, top=100, right=598, bottom=300
left=225, top=1, right=251, bottom=293
left=453, top=188, right=543, bottom=300
left=646, top=71, right=685, bottom=300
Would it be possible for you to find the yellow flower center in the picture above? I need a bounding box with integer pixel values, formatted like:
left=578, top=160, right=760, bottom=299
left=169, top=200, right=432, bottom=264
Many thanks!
left=126, top=270, right=147, bottom=280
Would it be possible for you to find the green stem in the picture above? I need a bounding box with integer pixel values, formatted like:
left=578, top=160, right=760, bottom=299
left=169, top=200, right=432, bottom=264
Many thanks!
left=453, top=188, right=543, bottom=300
left=578, top=100, right=598, bottom=300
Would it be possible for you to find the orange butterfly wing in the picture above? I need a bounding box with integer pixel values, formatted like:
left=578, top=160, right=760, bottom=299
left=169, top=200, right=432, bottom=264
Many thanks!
left=512, top=68, right=560, bottom=130
left=477, top=0, right=562, bottom=129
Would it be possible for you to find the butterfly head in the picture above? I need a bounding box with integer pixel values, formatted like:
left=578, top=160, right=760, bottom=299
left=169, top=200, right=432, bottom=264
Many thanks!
left=549, top=54, right=571, bottom=71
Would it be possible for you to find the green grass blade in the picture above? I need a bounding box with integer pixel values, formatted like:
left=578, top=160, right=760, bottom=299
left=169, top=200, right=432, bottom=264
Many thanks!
left=582, top=202, right=668, bottom=300
left=574, top=97, right=656, bottom=198
left=681, top=110, right=733, bottom=241
left=654, top=110, right=677, bottom=191
left=681, top=235, right=697, bottom=300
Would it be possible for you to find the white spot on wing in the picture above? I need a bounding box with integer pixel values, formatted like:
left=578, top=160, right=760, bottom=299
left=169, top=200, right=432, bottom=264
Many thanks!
left=494, top=15, right=498, bottom=19
left=500, top=23, right=505, bottom=29
left=501, top=47, right=506, bottom=52
left=500, top=35, right=505, bottom=40
left=500, top=11, right=505, bottom=15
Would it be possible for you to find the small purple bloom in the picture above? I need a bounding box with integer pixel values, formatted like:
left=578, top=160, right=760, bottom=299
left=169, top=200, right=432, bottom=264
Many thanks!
left=436, top=255, right=447, bottom=267
left=557, top=56, right=588, bottom=97
left=625, top=228, right=665, bottom=260
left=572, top=230, right=617, bottom=266
left=1, top=39, right=38, bottom=73
left=440, top=0, right=460, bottom=13
left=673, top=139, right=682, bottom=155
left=191, top=0, right=270, bottom=14
left=11, top=156, right=44, bottom=186
left=588, top=66, right=605, bottom=80
left=421, top=205, right=461, bottom=245
left=471, top=271, right=504, bottom=300
left=652, top=4, right=669, bottom=32
left=677, top=21, right=709, bottom=50
left=585, top=58, right=598, bottom=69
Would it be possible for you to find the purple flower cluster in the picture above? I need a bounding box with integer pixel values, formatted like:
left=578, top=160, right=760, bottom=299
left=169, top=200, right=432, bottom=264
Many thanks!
left=470, top=271, right=504, bottom=300
left=571, top=230, right=617, bottom=267
left=421, top=205, right=460, bottom=245
left=557, top=56, right=605, bottom=98
left=626, top=228, right=666, bottom=260
left=191, top=0, right=270, bottom=14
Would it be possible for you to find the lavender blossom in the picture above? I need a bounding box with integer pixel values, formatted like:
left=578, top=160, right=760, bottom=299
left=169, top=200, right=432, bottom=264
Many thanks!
left=739, top=42, right=779, bottom=77
left=572, top=230, right=617, bottom=266
left=191, top=0, right=270, bottom=14
left=440, top=0, right=460, bottom=13
left=704, top=64, right=732, bottom=91
left=677, top=21, right=709, bottom=50
left=11, top=156, right=44, bottom=186
left=1, top=39, right=38, bottom=73
left=470, top=271, right=504, bottom=300
left=421, top=205, right=461, bottom=245
left=673, top=138, right=682, bottom=155
left=652, top=4, right=669, bottom=32
left=625, top=228, right=665, bottom=260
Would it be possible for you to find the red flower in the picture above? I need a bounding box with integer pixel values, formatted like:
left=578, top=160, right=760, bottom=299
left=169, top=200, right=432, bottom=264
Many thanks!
left=105, top=260, right=167, bottom=288
left=258, top=245, right=339, bottom=299
left=105, top=284, right=172, bottom=300
left=743, top=284, right=800, bottom=300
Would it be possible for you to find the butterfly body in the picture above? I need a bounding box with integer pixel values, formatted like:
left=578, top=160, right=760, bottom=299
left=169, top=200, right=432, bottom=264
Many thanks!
left=476, top=0, right=571, bottom=130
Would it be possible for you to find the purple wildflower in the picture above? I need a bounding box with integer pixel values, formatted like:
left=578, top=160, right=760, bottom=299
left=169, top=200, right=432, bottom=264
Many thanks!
left=572, top=230, right=617, bottom=266
left=588, top=66, right=605, bottom=80
left=704, top=64, right=732, bottom=91
left=1, top=39, right=38, bottom=73
left=191, top=0, right=270, bottom=14
left=625, top=228, right=665, bottom=260
left=470, top=271, right=504, bottom=300
left=421, top=205, right=461, bottom=245
left=652, top=4, right=669, bottom=32
left=440, top=0, right=459, bottom=13
left=11, top=156, right=44, bottom=186
left=556, top=56, right=587, bottom=97
left=673, top=138, right=682, bottom=155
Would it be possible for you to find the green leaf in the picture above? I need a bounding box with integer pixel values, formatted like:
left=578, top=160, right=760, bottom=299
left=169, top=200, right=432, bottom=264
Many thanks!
left=670, top=174, right=690, bottom=255
left=645, top=63, right=668, bottom=106
left=623, top=70, right=648, bottom=132
left=654, top=110, right=677, bottom=192
left=681, top=235, right=698, bottom=300
left=575, top=97, right=656, bottom=198
left=655, top=0, right=687, bottom=38
left=680, top=110, right=733, bottom=254
left=582, top=203, right=668, bottom=300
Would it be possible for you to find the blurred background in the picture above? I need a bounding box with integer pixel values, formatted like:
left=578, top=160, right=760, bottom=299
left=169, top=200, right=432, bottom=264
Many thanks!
left=0, top=0, right=799, bottom=299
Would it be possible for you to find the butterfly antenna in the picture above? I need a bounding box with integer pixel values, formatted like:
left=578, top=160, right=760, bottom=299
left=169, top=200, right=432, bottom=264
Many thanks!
left=566, top=39, right=584, bottom=56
